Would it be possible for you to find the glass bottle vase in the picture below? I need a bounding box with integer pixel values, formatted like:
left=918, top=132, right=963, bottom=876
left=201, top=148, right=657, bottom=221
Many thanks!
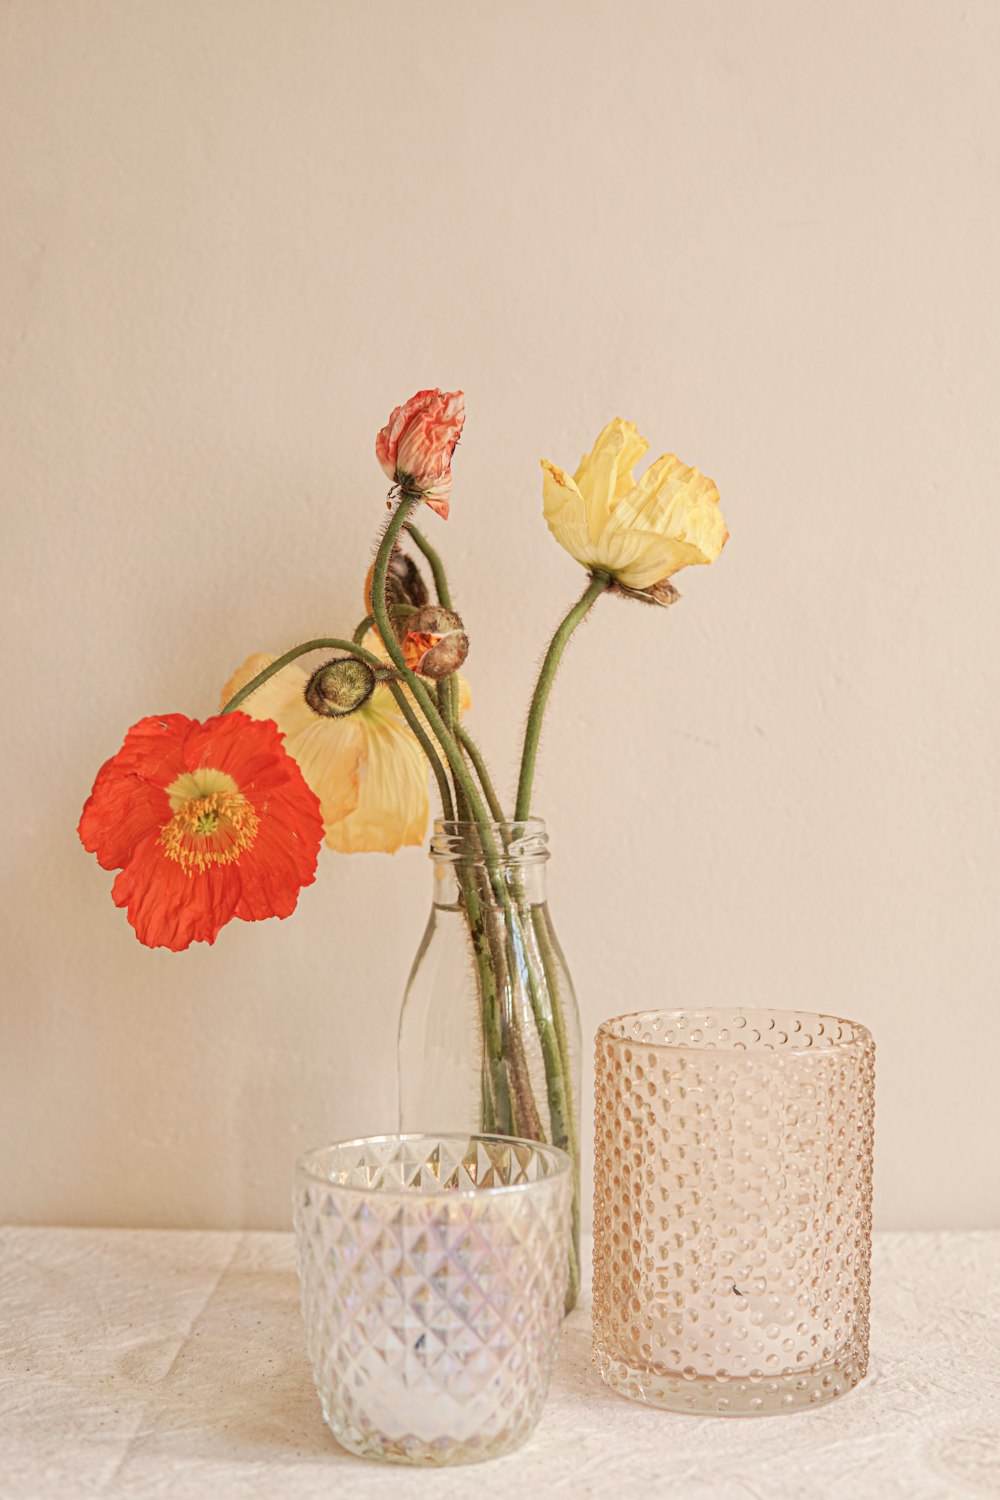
left=398, top=819, right=581, bottom=1309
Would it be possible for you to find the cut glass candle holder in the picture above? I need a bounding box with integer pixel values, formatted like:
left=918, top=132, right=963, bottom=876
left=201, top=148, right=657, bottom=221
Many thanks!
left=294, top=1132, right=572, bottom=1464
left=593, top=1009, right=875, bottom=1415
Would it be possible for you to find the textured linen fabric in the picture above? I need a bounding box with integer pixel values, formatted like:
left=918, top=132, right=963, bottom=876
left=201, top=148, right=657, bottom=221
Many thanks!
left=0, top=1228, right=998, bottom=1499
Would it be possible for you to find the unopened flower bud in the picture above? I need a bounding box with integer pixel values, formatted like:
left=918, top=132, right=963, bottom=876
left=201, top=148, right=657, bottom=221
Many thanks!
left=304, top=657, right=376, bottom=717
left=389, top=552, right=429, bottom=610
left=402, top=605, right=469, bottom=679
left=364, top=550, right=430, bottom=640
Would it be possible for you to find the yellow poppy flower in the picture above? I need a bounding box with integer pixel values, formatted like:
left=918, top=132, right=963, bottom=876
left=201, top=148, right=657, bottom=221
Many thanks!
left=221, top=646, right=471, bottom=855
left=221, top=652, right=428, bottom=854
left=541, top=418, right=728, bottom=594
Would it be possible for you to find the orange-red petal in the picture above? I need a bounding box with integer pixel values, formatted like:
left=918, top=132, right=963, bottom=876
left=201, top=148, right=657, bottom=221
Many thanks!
left=112, top=837, right=243, bottom=951
left=81, top=711, right=324, bottom=951
left=78, top=715, right=190, bottom=870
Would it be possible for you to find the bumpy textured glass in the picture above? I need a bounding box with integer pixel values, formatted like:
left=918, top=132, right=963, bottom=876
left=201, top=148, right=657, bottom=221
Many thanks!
left=294, top=1134, right=572, bottom=1465
left=398, top=820, right=582, bottom=1309
left=593, top=1009, right=875, bottom=1415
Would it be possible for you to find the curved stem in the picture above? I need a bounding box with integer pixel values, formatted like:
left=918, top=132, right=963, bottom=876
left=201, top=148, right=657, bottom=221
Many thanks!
left=406, top=523, right=453, bottom=608
left=372, top=503, right=497, bottom=850
left=385, top=682, right=454, bottom=823
left=457, top=725, right=507, bottom=825
left=529, top=905, right=580, bottom=1308
left=376, top=505, right=549, bottom=1136
left=404, top=521, right=508, bottom=826
left=220, top=637, right=384, bottom=716
left=515, top=572, right=610, bottom=821
left=439, top=676, right=470, bottom=822
left=403, top=520, right=584, bottom=1302
left=355, top=605, right=417, bottom=647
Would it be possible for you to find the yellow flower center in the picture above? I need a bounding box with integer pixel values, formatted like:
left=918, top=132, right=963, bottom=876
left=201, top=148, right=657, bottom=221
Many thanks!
left=159, top=767, right=259, bottom=876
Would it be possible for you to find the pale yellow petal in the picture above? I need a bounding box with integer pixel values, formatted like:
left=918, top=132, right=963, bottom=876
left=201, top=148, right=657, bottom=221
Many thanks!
left=573, top=418, right=649, bottom=533
left=361, top=629, right=390, bottom=665
left=603, top=455, right=728, bottom=589
left=221, top=653, right=277, bottom=711
left=542, top=459, right=594, bottom=569
left=284, top=714, right=366, bottom=828
left=542, top=417, right=729, bottom=590
left=220, top=652, right=364, bottom=827
left=324, top=686, right=428, bottom=853
left=219, top=651, right=319, bottom=730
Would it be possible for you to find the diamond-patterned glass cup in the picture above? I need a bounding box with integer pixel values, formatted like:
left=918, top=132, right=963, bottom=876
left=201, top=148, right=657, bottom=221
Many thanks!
left=593, top=1009, right=875, bottom=1415
left=294, top=1133, right=573, bottom=1465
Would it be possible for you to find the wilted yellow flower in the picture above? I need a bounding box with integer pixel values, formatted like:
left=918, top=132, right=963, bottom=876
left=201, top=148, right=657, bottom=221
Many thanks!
left=221, top=652, right=428, bottom=854
left=541, top=418, right=728, bottom=595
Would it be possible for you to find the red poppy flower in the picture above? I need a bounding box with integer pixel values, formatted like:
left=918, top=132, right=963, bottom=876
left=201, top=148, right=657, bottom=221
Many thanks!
left=78, top=712, right=324, bottom=951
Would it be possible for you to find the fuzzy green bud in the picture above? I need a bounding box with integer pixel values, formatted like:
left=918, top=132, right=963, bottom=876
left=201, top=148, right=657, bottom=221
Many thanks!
left=304, top=657, right=376, bottom=717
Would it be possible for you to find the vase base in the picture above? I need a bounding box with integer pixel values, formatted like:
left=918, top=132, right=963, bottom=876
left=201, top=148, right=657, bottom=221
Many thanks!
left=323, top=1411, right=534, bottom=1466
left=594, top=1347, right=868, bottom=1416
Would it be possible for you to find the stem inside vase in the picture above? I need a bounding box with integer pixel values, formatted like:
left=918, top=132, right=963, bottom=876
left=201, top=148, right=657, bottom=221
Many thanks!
left=397, top=819, right=581, bottom=1311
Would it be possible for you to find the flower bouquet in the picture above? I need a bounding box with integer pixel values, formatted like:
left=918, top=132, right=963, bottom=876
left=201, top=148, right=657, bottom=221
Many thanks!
left=79, top=389, right=728, bottom=1306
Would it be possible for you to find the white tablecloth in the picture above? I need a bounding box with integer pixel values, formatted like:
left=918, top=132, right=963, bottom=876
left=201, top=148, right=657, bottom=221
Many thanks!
left=1, top=1228, right=998, bottom=1499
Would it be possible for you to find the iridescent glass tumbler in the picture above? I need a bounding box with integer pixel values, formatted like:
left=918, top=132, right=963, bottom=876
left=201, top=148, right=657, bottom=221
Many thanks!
left=593, top=1010, right=875, bottom=1415
left=294, top=1133, right=572, bottom=1464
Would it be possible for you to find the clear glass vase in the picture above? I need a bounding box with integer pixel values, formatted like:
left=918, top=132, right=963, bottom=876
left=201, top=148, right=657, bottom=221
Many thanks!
left=398, top=819, right=581, bottom=1308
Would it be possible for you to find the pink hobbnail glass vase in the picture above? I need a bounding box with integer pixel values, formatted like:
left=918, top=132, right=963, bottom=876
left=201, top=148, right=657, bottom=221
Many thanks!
left=593, top=1009, right=875, bottom=1415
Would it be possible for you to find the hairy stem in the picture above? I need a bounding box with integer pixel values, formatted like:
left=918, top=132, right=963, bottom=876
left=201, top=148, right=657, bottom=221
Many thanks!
left=385, top=682, right=455, bottom=823
left=372, top=504, right=498, bottom=858
left=457, top=725, right=507, bottom=825
left=219, top=637, right=384, bottom=716
left=515, top=572, right=610, bottom=821
left=372, top=504, right=545, bottom=1135
left=406, top=522, right=453, bottom=608
left=404, top=520, right=508, bottom=831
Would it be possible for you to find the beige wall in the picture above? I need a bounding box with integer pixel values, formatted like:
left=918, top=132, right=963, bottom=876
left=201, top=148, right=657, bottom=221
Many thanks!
left=2, top=0, right=998, bottom=1232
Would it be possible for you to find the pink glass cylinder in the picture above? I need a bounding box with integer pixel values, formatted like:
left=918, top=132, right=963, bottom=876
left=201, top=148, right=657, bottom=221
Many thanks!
left=593, top=1009, right=875, bottom=1415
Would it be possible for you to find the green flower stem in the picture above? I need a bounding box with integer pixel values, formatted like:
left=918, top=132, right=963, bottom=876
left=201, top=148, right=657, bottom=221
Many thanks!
left=530, top=907, right=576, bottom=1153
left=371, top=503, right=497, bottom=861
left=372, top=503, right=542, bottom=1135
left=519, top=918, right=573, bottom=1157
left=494, top=857, right=579, bottom=1302
left=492, top=904, right=545, bottom=1141
left=514, top=571, right=611, bottom=822
left=406, top=522, right=453, bottom=608
left=438, top=676, right=467, bottom=815
left=387, top=507, right=579, bottom=1293
left=461, top=874, right=512, bottom=1133
left=457, top=725, right=507, bottom=826
left=437, top=676, right=542, bottom=1139
left=354, top=606, right=418, bottom=647
left=405, top=520, right=509, bottom=829
left=385, top=682, right=455, bottom=824
left=217, top=629, right=457, bottom=825
left=506, top=565, right=609, bottom=1308
left=529, top=903, right=580, bottom=1305
left=219, top=637, right=385, bottom=716
left=444, top=672, right=460, bottom=727
left=475, top=888, right=547, bottom=1141
left=500, top=883, right=579, bottom=1304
